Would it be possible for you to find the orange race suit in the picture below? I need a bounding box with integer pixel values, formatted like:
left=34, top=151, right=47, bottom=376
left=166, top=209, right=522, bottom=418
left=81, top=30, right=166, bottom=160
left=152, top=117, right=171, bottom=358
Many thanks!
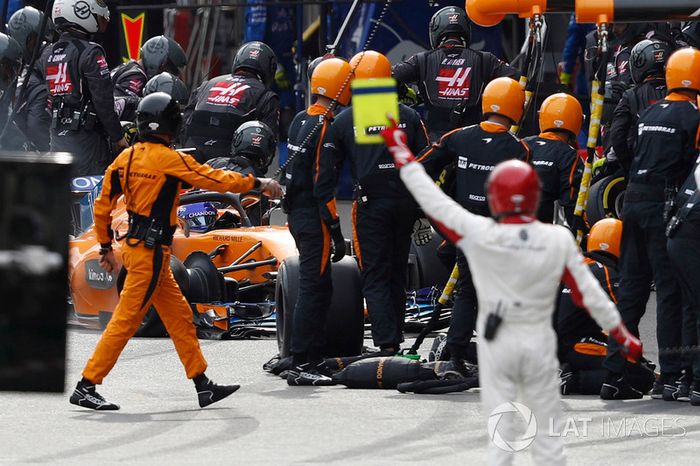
left=82, top=138, right=260, bottom=384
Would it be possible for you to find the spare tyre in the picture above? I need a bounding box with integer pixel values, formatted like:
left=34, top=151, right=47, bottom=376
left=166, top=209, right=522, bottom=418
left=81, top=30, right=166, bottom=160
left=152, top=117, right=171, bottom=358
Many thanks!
left=409, top=232, right=450, bottom=290
left=586, top=175, right=626, bottom=225
left=276, top=255, right=364, bottom=358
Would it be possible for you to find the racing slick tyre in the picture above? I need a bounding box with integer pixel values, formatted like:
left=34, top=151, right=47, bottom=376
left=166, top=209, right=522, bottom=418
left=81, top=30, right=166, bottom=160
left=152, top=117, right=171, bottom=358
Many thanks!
left=586, top=175, right=626, bottom=225
left=276, top=256, right=364, bottom=358
left=114, top=255, right=190, bottom=338
left=409, top=232, right=450, bottom=290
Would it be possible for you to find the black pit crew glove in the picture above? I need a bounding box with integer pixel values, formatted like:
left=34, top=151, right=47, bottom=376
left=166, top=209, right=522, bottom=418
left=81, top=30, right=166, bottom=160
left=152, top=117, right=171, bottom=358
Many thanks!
left=412, top=218, right=433, bottom=246
left=328, top=218, right=346, bottom=263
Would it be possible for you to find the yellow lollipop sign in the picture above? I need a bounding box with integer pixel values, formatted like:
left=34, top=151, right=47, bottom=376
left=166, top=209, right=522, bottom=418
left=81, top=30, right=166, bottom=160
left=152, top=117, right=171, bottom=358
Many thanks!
left=351, top=78, right=400, bottom=144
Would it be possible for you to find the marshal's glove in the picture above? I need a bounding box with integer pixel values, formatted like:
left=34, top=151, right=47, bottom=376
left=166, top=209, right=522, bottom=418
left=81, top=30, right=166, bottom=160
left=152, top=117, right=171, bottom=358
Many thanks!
left=328, top=218, right=346, bottom=263
left=274, top=64, right=293, bottom=91
left=559, top=71, right=572, bottom=88
left=398, top=83, right=418, bottom=106
left=120, top=121, right=138, bottom=146
left=592, top=156, right=607, bottom=178
left=380, top=116, right=415, bottom=169
left=412, top=218, right=433, bottom=246
left=610, top=323, right=643, bottom=362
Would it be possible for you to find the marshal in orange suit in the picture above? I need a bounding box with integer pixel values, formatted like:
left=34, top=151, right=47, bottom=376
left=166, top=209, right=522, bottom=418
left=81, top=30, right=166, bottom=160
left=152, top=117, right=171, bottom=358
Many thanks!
left=70, top=92, right=282, bottom=411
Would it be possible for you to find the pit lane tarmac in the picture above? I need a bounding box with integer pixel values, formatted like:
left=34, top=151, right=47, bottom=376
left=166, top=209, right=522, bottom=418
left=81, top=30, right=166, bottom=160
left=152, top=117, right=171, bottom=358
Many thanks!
left=1, top=300, right=699, bottom=465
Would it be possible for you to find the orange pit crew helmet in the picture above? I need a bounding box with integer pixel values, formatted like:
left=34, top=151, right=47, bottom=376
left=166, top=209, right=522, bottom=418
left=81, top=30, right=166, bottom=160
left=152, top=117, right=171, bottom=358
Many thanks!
left=665, top=47, right=700, bottom=93
left=310, top=57, right=354, bottom=106
left=349, top=50, right=392, bottom=79
left=538, top=92, right=584, bottom=137
left=587, top=218, right=622, bottom=258
left=481, top=77, right=525, bottom=124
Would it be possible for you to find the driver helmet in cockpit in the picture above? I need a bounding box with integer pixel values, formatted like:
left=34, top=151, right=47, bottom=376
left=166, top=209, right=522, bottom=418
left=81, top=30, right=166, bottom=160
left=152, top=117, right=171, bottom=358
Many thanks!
left=177, top=202, right=218, bottom=233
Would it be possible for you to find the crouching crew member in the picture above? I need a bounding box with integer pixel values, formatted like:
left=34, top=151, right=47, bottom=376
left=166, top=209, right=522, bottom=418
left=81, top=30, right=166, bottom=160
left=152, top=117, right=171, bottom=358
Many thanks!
left=69, top=92, right=282, bottom=410
left=381, top=127, right=641, bottom=465
left=558, top=219, right=655, bottom=398
left=183, top=41, right=279, bottom=162
left=333, top=51, right=429, bottom=354
left=208, top=120, right=277, bottom=225
left=208, top=121, right=276, bottom=177
left=417, top=77, right=530, bottom=371
left=140, top=72, right=190, bottom=146
left=283, top=58, right=350, bottom=386
left=143, top=72, right=189, bottom=105
left=39, top=0, right=127, bottom=175
left=604, top=47, right=700, bottom=399
left=525, top=93, right=584, bottom=226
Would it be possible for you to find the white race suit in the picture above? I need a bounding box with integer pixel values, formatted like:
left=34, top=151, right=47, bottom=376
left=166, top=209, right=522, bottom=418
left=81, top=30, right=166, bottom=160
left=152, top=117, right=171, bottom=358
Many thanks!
left=399, top=161, right=622, bottom=466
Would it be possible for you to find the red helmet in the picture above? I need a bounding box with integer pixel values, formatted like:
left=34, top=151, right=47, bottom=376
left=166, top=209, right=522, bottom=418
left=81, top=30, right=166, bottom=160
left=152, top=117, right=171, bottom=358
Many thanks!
left=487, top=160, right=541, bottom=219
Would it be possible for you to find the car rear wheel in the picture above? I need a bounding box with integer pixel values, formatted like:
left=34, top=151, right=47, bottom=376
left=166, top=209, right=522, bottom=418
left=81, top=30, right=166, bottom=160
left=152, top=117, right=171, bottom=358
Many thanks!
left=113, top=255, right=189, bottom=338
left=586, top=175, right=626, bottom=225
left=276, top=256, right=364, bottom=358
left=408, top=232, right=450, bottom=290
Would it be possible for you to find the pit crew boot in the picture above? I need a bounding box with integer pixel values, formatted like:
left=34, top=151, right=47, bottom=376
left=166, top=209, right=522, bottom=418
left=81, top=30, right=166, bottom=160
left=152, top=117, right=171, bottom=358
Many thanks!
left=662, top=373, right=684, bottom=401
left=651, top=378, right=664, bottom=399
left=449, top=358, right=478, bottom=380
left=287, top=363, right=336, bottom=386
left=559, top=364, right=574, bottom=395
left=677, top=377, right=692, bottom=402
left=689, top=385, right=700, bottom=406
left=600, top=373, right=643, bottom=400
left=194, top=374, right=240, bottom=408
left=69, top=378, right=120, bottom=410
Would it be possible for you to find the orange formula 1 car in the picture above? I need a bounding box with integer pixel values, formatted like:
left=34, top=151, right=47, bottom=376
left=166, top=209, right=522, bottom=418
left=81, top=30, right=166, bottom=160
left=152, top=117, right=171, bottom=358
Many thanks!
left=68, top=181, right=365, bottom=356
